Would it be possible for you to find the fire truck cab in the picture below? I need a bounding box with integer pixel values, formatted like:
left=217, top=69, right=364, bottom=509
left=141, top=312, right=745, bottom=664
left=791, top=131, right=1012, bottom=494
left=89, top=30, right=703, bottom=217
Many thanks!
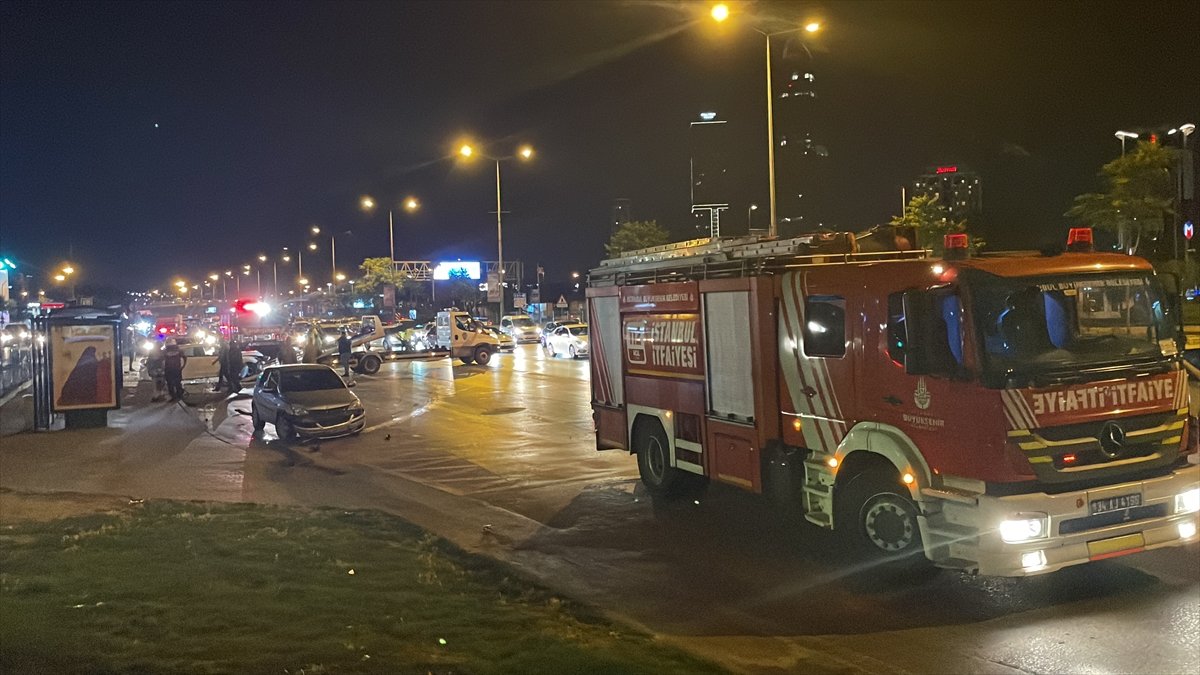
left=587, top=230, right=1198, bottom=576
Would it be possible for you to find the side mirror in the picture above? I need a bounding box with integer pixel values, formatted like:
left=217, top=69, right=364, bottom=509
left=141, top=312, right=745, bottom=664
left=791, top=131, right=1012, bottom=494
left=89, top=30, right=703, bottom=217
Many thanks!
left=345, top=380, right=357, bottom=388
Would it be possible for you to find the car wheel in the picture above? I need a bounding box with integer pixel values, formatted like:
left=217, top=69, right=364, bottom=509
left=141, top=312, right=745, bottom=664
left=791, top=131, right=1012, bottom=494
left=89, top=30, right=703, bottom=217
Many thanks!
left=275, top=413, right=297, bottom=441
left=251, top=403, right=265, bottom=432
left=569, top=344, right=577, bottom=358
left=548, top=342, right=557, bottom=358
left=473, top=346, right=492, bottom=366
left=635, top=419, right=683, bottom=498
left=358, top=354, right=381, bottom=375
left=836, top=468, right=927, bottom=566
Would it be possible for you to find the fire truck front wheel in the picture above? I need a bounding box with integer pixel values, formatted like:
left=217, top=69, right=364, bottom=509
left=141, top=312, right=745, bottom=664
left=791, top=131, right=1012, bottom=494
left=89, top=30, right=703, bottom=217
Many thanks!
left=473, top=346, right=492, bottom=366
left=837, top=469, right=925, bottom=564
left=635, top=421, right=683, bottom=497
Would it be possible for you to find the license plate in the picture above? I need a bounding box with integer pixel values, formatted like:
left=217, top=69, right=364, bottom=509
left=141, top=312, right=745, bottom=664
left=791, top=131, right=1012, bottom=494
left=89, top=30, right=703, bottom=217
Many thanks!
left=1090, top=493, right=1142, bottom=516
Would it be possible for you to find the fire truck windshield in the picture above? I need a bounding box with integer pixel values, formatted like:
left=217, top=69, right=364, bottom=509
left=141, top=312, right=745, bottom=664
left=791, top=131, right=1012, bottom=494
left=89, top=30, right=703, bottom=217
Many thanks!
left=969, top=272, right=1177, bottom=377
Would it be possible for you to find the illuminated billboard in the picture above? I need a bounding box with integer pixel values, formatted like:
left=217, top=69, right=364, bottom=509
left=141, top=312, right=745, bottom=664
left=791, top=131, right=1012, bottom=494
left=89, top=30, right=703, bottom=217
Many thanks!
left=433, top=261, right=481, bottom=280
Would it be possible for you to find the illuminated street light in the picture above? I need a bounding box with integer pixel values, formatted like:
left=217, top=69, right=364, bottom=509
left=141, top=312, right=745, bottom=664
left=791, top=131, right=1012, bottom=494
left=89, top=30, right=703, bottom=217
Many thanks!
left=311, top=225, right=321, bottom=235
left=54, top=274, right=65, bottom=282
left=404, top=196, right=419, bottom=211
left=456, top=140, right=536, bottom=320
left=712, top=7, right=823, bottom=237
left=1115, top=130, right=1139, bottom=155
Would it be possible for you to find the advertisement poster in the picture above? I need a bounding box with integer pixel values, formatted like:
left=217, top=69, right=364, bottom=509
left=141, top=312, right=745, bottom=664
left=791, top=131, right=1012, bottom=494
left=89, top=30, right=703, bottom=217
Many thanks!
left=50, top=324, right=118, bottom=411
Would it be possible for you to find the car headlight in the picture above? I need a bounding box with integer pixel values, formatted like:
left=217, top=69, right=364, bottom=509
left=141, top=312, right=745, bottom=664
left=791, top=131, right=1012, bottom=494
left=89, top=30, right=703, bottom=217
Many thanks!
left=142, top=340, right=156, bottom=352
left=1176, top=488, right=1200, bottom=515
left=289, top=404, right=308, bottom=416
left=999, top=514, right=1049, bottom=543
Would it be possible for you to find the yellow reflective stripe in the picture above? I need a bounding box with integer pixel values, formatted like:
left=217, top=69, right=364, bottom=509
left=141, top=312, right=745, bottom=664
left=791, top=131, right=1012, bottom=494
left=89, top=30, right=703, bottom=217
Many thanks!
left=1161, top=436, right=1182, bottom=445
left=1027, top=456, right=1053, bottom=464
left=1007, top=429, right=1031, bottom=438
left=1019, top=442, right=1046, bottom=451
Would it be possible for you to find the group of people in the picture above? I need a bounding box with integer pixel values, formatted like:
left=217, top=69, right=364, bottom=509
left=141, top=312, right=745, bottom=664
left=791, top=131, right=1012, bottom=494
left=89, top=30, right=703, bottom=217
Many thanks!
left=144, top=336, right=244, bottom=403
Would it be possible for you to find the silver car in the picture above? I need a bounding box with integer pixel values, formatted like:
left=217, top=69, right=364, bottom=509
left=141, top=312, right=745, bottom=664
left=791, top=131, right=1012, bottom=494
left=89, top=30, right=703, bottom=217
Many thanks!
left=251, top=364, right=365, bottom=440
left=545, top=323, right=589, bottom=358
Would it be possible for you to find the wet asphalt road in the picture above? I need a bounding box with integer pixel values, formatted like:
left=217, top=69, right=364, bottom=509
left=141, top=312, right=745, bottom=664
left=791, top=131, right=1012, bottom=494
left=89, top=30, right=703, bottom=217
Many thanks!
left=2, top=344, right=1197, bottom=674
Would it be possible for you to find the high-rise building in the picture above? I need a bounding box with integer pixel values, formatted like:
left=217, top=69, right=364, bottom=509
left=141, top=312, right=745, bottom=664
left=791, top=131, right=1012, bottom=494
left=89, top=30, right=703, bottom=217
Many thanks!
left=690, top=111, right=731, bottom=237
left=773, top=44, right=832, bottom=236
left=611, top=198, right=632, bottom=234
left=912, top=165, right=983, bottom=221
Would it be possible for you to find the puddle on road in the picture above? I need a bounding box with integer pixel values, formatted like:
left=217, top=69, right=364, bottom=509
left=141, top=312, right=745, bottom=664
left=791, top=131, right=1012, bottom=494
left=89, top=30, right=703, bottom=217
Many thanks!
left=481, top=407, right=525, bottom=416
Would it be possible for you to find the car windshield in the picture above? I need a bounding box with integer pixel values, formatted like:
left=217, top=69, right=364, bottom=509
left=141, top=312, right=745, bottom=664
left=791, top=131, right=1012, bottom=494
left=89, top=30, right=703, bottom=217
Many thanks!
left=278, top=368, right=346, bottom=392
left=970, top=271, right=1175, bottom=374
left=568, top=326, right=588, bottom=336
left=511, top=317, right=535, bottom=328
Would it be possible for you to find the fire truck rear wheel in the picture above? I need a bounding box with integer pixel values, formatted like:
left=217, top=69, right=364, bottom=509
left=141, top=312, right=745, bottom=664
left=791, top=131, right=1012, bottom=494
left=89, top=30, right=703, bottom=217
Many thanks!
left=838, top=469, right=924, bottom=563
left=636, top=422, right=682, bottom=497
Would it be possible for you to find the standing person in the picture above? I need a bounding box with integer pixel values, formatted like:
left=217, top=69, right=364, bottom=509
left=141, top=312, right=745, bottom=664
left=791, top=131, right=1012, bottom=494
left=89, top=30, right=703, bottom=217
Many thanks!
left=212, top=337, right=231, bottom=392
left=303, top=326, right=321, bottom=363
left=146, top=342, right=167, bottom=402
left=225, top=338, right=243, bottom=393
left=163, top=338, right=187, bottom=402
left=337, top=329, right=353, bottom=377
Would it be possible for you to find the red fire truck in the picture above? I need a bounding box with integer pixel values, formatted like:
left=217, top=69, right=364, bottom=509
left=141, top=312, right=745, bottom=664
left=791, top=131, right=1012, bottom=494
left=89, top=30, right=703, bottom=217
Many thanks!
left=586, top=229, right=1198, bottom=576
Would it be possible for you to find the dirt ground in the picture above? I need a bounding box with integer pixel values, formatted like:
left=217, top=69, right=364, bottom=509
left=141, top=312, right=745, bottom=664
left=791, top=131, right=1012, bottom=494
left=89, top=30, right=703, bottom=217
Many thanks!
left=0, top=488, right=135, bottom=524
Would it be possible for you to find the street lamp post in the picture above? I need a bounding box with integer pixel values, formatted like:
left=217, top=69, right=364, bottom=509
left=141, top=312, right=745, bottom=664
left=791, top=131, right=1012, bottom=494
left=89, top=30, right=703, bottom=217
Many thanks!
left=748, top=203, right=758, bottom=229
left=1115, top=130, right=1139, bottom=155
left=712, top=5, right=820, bottom=238
left=459, top=142, right=534, bottom=321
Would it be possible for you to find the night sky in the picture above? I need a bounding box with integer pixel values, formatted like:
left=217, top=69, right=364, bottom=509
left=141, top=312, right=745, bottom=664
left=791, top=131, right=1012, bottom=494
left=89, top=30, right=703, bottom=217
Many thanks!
left=2, top=0, right=1197, bottom=293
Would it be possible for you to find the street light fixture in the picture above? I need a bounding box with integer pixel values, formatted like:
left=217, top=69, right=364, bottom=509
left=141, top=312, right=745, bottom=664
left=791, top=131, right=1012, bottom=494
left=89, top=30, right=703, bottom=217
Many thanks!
left=1115, top=130, right=1139, bottom=155
left=748, top=203, right=758, bottom=229
left=712, top=6, right=823, bottom=237
left=457, top=140, right=535, bottom=321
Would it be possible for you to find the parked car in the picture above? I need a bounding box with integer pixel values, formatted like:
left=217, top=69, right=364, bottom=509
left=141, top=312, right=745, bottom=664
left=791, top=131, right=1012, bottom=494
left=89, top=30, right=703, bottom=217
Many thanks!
left=480, top=324, right=515, bottom=351
left=500, top=314, right=541, bottom=343
left=140, top=343, right=266, bottom=385
left=251, top=364, right=365, bottom=440
left=545, top=323, right=589, bottom=358
left=540, top=321, right=563, bottom=348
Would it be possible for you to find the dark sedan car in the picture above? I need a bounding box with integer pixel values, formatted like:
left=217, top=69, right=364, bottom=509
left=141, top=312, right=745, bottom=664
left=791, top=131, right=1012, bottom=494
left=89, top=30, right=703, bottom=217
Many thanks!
left=251, top=364, right=365, bottom=440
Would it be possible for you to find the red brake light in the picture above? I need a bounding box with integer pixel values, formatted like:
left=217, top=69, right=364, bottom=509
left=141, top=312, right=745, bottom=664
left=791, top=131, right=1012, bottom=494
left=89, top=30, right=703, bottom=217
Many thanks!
left=1067, top=227, right=1094, bottom=252
left=1062, top=453, right=1077, bottom=465
left=943, top=233, right=969, bottom=260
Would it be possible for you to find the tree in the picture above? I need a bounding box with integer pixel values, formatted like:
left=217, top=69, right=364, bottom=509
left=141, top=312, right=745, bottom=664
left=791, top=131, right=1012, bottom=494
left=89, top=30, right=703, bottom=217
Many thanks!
left=1066, top=140, right=1175, bottom=255
left=605, top=220, right=670, bottom=257
left=444, top=268, right=481, bottom=312
left=358, top=257, right=408, bottom=293
left=890, top=194, right=983, bottom=256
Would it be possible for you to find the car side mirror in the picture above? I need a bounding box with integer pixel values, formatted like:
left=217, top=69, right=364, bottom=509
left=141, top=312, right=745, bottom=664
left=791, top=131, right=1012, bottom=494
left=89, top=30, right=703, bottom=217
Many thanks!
left=345, top=380, right=357, bottom=388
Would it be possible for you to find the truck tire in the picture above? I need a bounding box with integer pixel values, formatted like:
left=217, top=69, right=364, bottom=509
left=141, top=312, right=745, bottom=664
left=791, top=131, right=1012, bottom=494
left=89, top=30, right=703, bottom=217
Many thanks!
left=357, top=354, right=381, bottom=375
left=635, top=420, right=683, bottom=497
left=473, top=346, right=492, bottom=366
left=836, top=468, right=925, bottom=564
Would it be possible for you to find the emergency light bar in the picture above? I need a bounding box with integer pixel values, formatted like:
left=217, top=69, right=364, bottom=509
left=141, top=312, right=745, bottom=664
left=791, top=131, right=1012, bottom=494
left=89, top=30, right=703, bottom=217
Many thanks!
left=943, top=233, right=969, bottom=260
left=1066, top=227, right=1094, bottom=252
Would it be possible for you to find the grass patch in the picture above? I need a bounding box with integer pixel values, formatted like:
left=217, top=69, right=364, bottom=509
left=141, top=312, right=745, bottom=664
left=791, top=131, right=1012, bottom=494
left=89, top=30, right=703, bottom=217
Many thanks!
left=0, top=500, right=724, bottom=674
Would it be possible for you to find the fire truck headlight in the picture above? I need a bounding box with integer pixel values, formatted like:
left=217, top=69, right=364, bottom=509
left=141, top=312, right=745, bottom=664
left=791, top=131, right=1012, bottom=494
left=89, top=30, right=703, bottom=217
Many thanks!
left=999, top=514, right=1049, bottom=543
left=1020, top=550, right=1047, bottom=571
left=1179, top=521, right=1197, bottom=540
left=142, top=340, right=156, bottom=352
left=1175, top=488, right=1200, bottom=515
